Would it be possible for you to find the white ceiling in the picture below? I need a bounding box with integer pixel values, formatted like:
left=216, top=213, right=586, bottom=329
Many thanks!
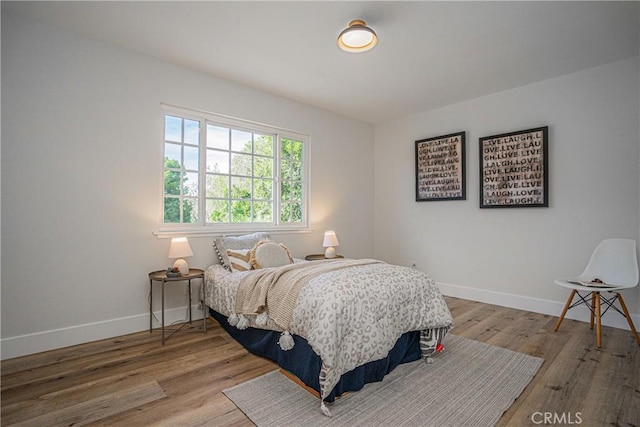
left=5, top=1, right=639, bottom=124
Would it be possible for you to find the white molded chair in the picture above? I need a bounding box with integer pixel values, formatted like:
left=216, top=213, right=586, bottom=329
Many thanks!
left=554, top=238, right=640, bottom=348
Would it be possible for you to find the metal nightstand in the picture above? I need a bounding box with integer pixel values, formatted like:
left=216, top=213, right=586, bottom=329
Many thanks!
left=148, top=268, right=205, bottom=344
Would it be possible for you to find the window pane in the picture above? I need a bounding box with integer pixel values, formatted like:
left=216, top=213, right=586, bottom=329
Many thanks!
left=184, top=172, right=199, bottom=196
left=184, top=145, right=199, bottom=171
left=164, top=197, right=180, bottom=223
left=253, top=156, right=273, bottom=178
left=183, top=198, right=198, bottom=223
left=184, top=119, right=200, bottom=145
left=207, top=125, right=229, bottom=150
left=281, top=158, right=292, bottom=180
left=291, top=161, right=302, bottom=181
left=291, top=140, right=303, bottom=162
left=164, top=171, right=181, bottom=195
left=164, top=143, right=181, bottom=166
left=254, top=178, right=272, bottom=200
left=291, top=203, right=302, bottom=222
left=253, top=201, right=272, bottom=222
left=232, top=129, right=252, bottom=152
left=230, top=176, right=251, bottom=199
left=165, top=116, right=182, bottom=142
left=281, top=181, right=291, bottom=201
left=207, top=149, right=229, bottom=173
left=281, top=138, right=292, bottom=158
left=206, top=174, right=228, bottom=198
left=280, top=203, right=291, bottom=222
left=254, top=134, right=273, bottom=156
left=291, top=181, right=302, bottom=200
left=231, top=200, right=252, bottom=222
left=231, top=153, right=252, bottom=176
left=207, top=199, right=229, bottom=223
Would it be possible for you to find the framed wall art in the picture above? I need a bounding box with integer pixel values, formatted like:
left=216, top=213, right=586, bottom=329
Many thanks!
left=479, top=126, right=548, bottom=208
left=415, top=131, right=466, bottom=201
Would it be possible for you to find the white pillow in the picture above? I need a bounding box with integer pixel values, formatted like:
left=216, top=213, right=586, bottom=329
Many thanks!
left=249, top=240, right=294, bottom=269
left=226, top=249, right=252, bottom=272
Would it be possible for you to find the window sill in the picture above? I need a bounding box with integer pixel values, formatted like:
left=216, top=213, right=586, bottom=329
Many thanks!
left=153, top=226, right=313, bottom=239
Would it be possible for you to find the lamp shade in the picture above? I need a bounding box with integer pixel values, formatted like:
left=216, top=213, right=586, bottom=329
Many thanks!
left=168, top=237, right=193, bottom=259
left=337, top=20, right=378, bottom=53
left=322, top=231, right=340, bottom=248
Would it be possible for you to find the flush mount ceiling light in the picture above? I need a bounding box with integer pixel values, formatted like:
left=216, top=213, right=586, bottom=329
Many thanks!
left=337, top=19, right=378, bottom=53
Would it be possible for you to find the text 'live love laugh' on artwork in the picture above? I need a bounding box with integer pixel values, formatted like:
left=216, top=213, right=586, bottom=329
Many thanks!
left=415, top=132, right=466, bottom=201
left=479, top=126, right=548, bottom=208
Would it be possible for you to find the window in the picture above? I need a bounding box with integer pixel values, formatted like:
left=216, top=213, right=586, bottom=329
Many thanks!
left=162, top=105, right=309, bottom=234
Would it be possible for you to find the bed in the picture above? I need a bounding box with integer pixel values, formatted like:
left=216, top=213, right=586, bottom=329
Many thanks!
left=203, top=233, right=453, bottom=416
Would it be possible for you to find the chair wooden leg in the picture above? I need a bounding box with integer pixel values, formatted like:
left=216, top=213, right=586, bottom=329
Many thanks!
left=595, top=292, right=601, bottom=348
left=590, top=292, right=596, bottom=330
left=555, top=290, right=576, bottom=332
left=616, top=293, right=640, bottom=346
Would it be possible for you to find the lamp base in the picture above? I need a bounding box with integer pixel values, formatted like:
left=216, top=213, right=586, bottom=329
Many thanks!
left=324, top=247, right=336, bottom=258
left=173, top=259, right=189, bottom=275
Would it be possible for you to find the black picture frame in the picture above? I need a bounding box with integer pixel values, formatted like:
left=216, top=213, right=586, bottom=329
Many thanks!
left=415, top=131, right=466, bottom=201
left=479, top=126, right=549, bottom=208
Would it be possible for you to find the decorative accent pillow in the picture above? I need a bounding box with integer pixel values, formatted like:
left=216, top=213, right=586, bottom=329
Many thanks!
left=213, top=232, right=270, bottom=270
left=249, top=240, right=294, bottom=269
left=226, top=249, right=252, bottom=272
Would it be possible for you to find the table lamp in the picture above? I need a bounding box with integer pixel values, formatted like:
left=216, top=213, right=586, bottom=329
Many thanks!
left=168, top=237, right=193, bottom=275
left=323, top=231, right=340, bottom=258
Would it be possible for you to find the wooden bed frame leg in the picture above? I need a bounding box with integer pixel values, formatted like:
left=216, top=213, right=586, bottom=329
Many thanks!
left=555, top=290, right=576, bottom=332
left=617, top=293, right=640, bottom=346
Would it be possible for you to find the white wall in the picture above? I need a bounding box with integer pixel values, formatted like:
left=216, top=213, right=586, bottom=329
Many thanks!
left=374, top=57, right=640, bottom=330
left=1, top=13, right=374, bottom=359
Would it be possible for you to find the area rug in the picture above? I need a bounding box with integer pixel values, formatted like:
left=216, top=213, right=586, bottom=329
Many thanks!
left=223, top=334, right=543, bottom=427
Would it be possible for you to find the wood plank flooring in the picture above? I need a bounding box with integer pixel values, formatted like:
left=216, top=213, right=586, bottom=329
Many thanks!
left=2, top=296, right=638, bottom=426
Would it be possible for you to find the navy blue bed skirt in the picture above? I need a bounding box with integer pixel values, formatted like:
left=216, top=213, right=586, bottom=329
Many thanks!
left=210, top=309, right=422, bottom=401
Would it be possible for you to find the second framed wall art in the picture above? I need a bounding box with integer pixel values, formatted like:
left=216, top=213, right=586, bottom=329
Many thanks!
left=479, top=126, right=548, bottom=208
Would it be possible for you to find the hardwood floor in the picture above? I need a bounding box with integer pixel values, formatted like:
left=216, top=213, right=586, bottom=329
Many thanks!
left=2, top=296, right=638, bottom=426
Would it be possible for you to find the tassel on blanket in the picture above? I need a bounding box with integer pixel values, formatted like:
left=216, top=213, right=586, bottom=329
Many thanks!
left=236, top=314, right=250, bottom=330
left=228, top=313, right=239, bottom=327
left=320, top=401, right=332, bottom=417
left=256, top=311, right=269, bottom=327
left=278, top=331, right=295, bottom=350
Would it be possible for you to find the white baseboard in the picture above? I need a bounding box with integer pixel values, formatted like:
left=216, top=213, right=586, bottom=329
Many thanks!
left=1, top=305, right=206, bottom=360
left=437, top=281, right=640, bottom=332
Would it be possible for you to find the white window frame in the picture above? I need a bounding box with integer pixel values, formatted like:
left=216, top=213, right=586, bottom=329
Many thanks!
left=156, top=104, right=310, bottom=238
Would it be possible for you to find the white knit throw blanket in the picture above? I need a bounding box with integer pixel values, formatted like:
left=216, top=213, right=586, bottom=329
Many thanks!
left=234, top=259, right=384, bottom=332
